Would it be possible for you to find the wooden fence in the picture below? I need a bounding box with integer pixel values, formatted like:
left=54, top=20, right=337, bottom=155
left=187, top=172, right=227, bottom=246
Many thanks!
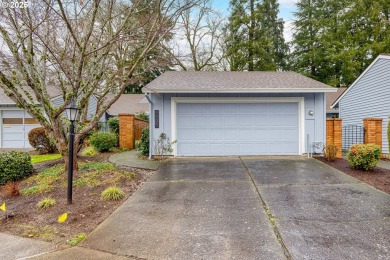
left=119, top=114, right=149, bottom=149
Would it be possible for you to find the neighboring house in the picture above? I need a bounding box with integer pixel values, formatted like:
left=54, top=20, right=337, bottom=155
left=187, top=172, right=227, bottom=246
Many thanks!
left=0, top=88, right=147, bottom=148
left=326, top=87, right=347, bottom=118
left=332, top=54, right=390, bottom=154
left=105, top=94, right=149, bottom=117
left=143, top=71, right=336, bottom=157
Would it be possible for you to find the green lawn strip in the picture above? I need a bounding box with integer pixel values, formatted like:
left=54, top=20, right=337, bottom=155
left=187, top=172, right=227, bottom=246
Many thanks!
left=31, top=154, right=62, bottom=164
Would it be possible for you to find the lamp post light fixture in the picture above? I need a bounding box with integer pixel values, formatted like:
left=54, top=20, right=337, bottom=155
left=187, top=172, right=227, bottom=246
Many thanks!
left=65, top=97, right=79, bottom=204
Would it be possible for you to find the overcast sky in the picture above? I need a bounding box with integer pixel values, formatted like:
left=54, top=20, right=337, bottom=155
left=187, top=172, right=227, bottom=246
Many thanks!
left=211, top=0, right=297, bottom=42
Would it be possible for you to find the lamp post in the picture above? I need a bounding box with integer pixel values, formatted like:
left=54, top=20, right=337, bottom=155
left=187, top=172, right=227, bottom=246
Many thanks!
left=65, top=97, right=79, bottom=204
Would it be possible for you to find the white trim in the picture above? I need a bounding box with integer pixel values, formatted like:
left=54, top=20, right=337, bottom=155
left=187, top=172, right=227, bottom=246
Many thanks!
left=145, top=88, right=336, bottom=94
left=331, top=54, right=390, bottom=108
left=171, top=97, right=305, bottom=156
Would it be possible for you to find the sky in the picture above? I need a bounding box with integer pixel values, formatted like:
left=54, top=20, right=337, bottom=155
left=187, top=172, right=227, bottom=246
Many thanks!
left=211, top=0, right=298, bottom=42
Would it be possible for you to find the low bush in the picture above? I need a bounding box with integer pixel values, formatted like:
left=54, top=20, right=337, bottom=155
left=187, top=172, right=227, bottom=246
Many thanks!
left=323, top=144, right=338, bottom=162
left=36, top=198, right=56, bottom=209
left=136, top=111, right=149, bottom=121
left=107, top=117, right=119, bottom=135
left=89, top=132, right=118, bottom=152
left=80, top=146, right=98, bottom=156
left=28, top=127, right=57, bottom=154
left=348, top=144, right=381, bottom=170
left=2, top=181, right=20, bottom=196
left=101, top=186, right=125, bottom=201
left=138, top=127, right=149, bottom=156
left=0, top=152, right=33, bottom=185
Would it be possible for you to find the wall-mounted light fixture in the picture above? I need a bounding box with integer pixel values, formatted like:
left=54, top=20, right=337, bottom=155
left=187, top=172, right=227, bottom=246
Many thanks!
left=308, top=110, right=315, bottom=116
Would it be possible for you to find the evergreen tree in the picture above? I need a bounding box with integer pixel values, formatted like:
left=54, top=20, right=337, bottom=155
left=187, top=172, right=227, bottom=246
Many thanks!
left=225, top=0, right=288, bottom=71
left=291, top=0, right=390, bottom=87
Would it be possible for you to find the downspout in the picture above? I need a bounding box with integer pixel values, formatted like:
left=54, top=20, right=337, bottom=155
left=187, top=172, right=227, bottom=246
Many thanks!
left=145, top=93, right=153, bottom=159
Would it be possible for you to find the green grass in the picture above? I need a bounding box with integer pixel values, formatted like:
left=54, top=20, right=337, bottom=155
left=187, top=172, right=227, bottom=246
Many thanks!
left=36, top=198, right=56, bottom=209
left=31, top=154, right=62, bottom=164
left=21, top=165, right=65, bottom=196
left=68, top=233, right=86, bottom=246
left=79, top=162, right=116, bottom=172
left=101, top=186, right=125, bottom=201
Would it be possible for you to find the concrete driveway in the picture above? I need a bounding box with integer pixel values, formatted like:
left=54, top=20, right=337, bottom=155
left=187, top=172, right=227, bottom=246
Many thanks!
left=37, top=157, right=390, bottom=260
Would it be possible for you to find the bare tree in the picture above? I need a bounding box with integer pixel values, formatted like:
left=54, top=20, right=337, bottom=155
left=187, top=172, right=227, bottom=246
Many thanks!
left=163, top=0, right=224, bottom=71
left=0, top=0, right=193, bottom=169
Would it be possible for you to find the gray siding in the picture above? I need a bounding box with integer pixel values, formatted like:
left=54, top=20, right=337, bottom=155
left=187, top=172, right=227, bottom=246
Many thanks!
left=150, top=92, right=326, bottom=156
left=340, top=58, right=390, bottom=153
left=52, top=95, right=103, bottom=122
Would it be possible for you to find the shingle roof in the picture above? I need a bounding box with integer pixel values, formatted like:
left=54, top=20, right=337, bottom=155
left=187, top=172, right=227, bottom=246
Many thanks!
left=0, top=86, right=62, bottom=105
left=143, top=71, right=336, bottom=93
left=326, top=87, right=347, bottom=113
left=107, top=94, right=148, bottom=115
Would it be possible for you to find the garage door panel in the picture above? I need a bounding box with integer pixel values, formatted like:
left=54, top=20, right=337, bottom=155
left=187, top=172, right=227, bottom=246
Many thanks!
left=210, top=129, right=224, bottom=140
left=3, top=140, right=24, bottom=148
left=176, top=103, right=299, bottom=156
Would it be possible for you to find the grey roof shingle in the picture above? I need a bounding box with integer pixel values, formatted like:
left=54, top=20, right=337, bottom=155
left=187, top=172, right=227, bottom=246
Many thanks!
left=0, top=86, right=62, bottom=105
left=143, top=71, right=336, bottom=93
left=326, top=87, right=347, bottom=113
left=107, top=94, right=148, bottom=115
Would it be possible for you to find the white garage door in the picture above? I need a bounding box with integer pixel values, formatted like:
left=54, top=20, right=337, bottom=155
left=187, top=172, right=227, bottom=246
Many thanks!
left=176, top=103, right=299, bottom=156
left=2, top=110, right=40, bottom=148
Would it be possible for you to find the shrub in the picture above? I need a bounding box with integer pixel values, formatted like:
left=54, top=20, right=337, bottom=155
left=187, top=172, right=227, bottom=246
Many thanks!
left=136, top=111, right=149, bottom=121
left=154, top=133, right=176, bottom=160
left=348, top=144, right=381, bottom=170
left=107, top=117, right=119, bottom=135
left=36, top=198, right=56, bottom=209
left=138, top=127, right=149, bottom=156
left=28, top=127, right=57, bottom=154
left=101, top=186, right=125, bottom=201
left=323, top=144, right=338, bottom=162
left=80, top=146, right=98, bottom=156
left=2, top=181, right=20, bottom=196
left=0, top=152, right=33, bottom=185
left=89, top=132, right=118, bottom=152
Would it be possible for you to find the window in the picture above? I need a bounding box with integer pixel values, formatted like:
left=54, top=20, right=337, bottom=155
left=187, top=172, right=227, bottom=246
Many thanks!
left=3, top=118, right=23, bottom=124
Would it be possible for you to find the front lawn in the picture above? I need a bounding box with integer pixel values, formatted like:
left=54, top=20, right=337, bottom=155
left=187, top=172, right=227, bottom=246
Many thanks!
left=30, top=154, right=62, bottom=165
left=0, top=155, right=154, bottom=245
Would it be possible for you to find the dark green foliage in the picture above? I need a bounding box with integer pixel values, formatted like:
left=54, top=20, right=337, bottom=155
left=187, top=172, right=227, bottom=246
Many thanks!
left=28, top=127, right=57, bottom=154
left=291, top=0, right=390, bottom=87
left=107, top=117, right=119, bottom=135
left=225, top=0, right=288, bottom=71
left=138, top=128, right=149, bottom=156
left=348, top=144, right=381, bottom=171
left=89, top=132, right=118, bottom=152
left=136, top=111, right=149, bottom=121
left=0, top=152, right=33, bottom=185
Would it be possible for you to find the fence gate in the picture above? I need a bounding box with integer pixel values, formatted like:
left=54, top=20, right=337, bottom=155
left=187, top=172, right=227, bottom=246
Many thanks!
left=342, top=124, right=365, bottom=151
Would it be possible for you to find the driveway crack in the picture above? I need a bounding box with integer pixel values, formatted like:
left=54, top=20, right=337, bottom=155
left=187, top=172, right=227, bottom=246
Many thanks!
left=239, top=157, right=292, bottom=260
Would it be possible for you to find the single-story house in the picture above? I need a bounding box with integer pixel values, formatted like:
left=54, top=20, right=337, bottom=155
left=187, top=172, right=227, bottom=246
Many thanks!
left=332, top=54, right=390, bottom=154
left=143, top=71, right=336, bottom=157
left=0, top=89, right=147, bottom=148
left=326, top=87, right=346, bottom=118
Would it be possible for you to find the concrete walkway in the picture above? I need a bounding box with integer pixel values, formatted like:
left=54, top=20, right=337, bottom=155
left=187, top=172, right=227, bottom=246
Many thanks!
left=109, top=150, right=161, bottom=170
left=32, top=156, right=390, bottom=259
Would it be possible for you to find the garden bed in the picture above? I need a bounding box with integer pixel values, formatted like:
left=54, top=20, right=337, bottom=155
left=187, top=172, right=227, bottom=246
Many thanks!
left=0, top=153, right=154, bottom=246
left=315, top=156, right=390, bottom=195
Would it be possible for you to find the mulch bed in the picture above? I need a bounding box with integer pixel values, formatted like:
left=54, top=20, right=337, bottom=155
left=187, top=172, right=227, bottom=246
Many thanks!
left=0, top=153, right=155, bottom=247
left=315, top=157, right=390, bottom=195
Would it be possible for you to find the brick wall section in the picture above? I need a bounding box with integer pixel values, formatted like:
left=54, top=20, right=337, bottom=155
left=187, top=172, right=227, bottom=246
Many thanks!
left=119, top=114, right=135, bottom=149
left=363, top=118, right=383, bottom=149
left=326, top=118, right=342, bottom=158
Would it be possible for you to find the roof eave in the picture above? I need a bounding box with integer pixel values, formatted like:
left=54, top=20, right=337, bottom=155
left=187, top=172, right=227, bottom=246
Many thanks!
left=143, top=88, right=337, bottom=94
